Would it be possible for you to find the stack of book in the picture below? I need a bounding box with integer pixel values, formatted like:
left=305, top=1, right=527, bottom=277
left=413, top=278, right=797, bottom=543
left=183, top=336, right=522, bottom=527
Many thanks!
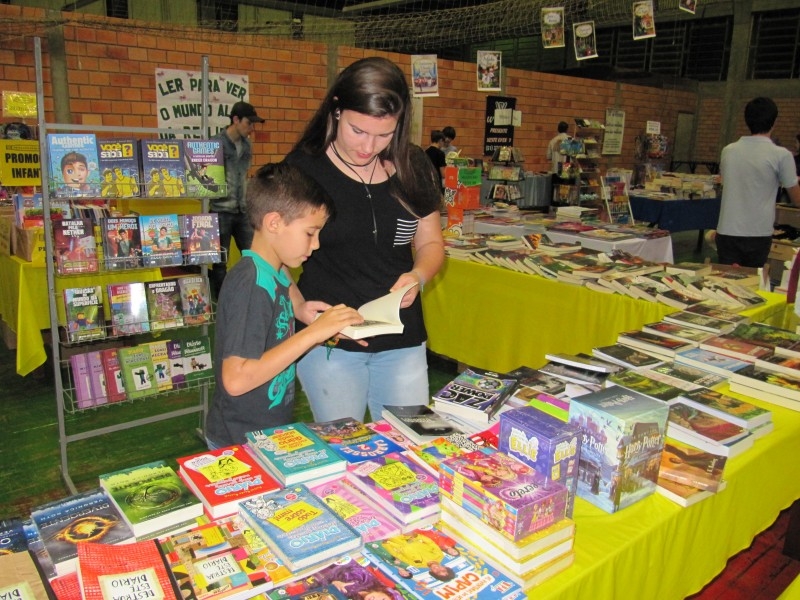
left=656, top=437, right=728, bottom=507
left=380, top=403, right=462, bottom=444
left=431, top=366, right=519, bottom=427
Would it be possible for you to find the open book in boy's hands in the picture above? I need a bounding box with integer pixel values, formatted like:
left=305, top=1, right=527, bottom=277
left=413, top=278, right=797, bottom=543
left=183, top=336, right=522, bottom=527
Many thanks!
left=339, top=281, right=418, bottom=340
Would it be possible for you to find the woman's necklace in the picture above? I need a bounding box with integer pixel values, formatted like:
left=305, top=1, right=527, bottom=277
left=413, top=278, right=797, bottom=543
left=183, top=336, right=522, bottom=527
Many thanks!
left=331, top=143, right=379, bottom=245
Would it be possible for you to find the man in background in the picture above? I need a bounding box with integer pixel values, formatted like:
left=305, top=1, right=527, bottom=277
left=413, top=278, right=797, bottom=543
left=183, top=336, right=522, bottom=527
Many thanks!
left=425, top=130, right=447, bottom=192
left=546, top=121, right=570, bottom=174
left=210, top=101, right=265, bottom=299
left=716, top=97, right=800, bottom=267
left=442, top=126, right=458, bottom=158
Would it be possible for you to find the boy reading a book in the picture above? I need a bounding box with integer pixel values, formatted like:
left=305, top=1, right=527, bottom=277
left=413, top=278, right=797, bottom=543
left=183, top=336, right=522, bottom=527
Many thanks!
left=205, top=162, right=364, bottom=449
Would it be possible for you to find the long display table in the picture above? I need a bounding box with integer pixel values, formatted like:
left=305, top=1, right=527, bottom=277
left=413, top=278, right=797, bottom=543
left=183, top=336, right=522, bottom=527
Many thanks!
left=421, top=257, right=787, bottom=374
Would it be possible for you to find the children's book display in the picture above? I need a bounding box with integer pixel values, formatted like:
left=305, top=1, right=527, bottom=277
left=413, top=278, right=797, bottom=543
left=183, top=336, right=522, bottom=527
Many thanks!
left=178, top=275, right=213, bottom=325
left=101, top=216, right=142, bottom=270
left=53, top=218, right=98, bottom=275
left=108, top=282, right=150, bottom=336
left=432, top=367, right=519, bottom=424
left=46, top=133, right=102, bottom=198
left=180, top=213, right=222, bottom=264
left=183, top=139, right=226, bottom=198
left=145, top=279, right=184, bottom=331
left=97, top=138, right=141, bottom=198
left=117, top=344, right=157, bottom=400
left=63, top=286, right=105, bottom=343
left=140, top=140, right=186, bottom=198
left=304, top=417, right=405, bottom=464
left=380, top=404, right=460, bottom=444
left=139, top=214, right=183, bottom=267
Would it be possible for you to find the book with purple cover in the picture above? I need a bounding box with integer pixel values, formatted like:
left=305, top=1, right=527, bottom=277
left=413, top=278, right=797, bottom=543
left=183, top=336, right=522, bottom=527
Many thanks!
left=69, top=352, right=94, bottom=409
left=85, top=349, right=108, bottom=406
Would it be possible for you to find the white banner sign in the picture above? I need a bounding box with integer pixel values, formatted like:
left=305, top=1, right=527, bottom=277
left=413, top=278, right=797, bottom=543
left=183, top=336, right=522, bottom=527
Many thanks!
left=155, top=68, right=250, bottom=137
left=603, top=108, right=626, bottom=155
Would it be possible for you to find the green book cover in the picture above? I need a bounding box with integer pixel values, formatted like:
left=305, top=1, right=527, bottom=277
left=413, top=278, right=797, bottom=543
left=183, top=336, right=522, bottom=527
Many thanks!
left=147, top=340, right=173, bottom=392
left=182, top=335, right=213, bottom=385
left=98, top=460, right=203, bottom=538
left=117, top=344, right=156, bottom=399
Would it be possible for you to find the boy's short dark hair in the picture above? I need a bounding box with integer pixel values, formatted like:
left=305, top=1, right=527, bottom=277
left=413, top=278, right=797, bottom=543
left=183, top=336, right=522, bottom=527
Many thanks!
left=744, top=97, right=778, bottom=135
left=431, top=130, right=444, bottom=143
left=246, top=162, right=335, bottom=230
left=442, top=126, right=456, bottom=141
left=61, top=151, right=87, bottom=170
left=558, top=121, right=569, bottom=133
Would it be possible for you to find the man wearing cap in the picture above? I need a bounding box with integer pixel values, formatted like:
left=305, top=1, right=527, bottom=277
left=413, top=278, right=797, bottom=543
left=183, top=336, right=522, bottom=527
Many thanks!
left=210, top=100, right=265, bottom=299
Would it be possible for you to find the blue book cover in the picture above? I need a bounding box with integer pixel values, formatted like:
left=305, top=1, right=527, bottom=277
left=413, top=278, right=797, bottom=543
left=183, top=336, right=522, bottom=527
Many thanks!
left=23, top=519, right=57, bottom=580
left=140, top=139, right=186, bottom=197
left=245, top=423, right=346, bottom=486
left=139, top=213, right=183, bottom=267
left=183, top=139, right=225, bottom=197
left=180, top=213, right=221, bottom=265
left=238, top=484, right=362, bottom=572
left=97, top=138, right=141, bottom=198
left=46, top=133, right=101, bottom=198
left=567, top=386, right=669, bottom=513
left=305, top=417, right=405, bottom=464
left=0, top=518, right=28, bottom=554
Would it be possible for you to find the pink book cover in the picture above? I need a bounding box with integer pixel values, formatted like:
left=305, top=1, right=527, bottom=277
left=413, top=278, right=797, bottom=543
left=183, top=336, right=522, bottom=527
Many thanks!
left=309, top=478, right=403, bottom=543
left=100, top=347, right=126, bottom=403
left=69, top=352, right=94, bottom=409
left=85, top=350, right=108, bottom=406
left=366, top=419, right=415, bottom=450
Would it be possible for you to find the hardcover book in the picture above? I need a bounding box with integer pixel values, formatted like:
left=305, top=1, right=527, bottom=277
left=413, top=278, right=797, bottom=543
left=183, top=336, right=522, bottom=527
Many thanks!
left=658, top=436, right=726, bottom=492
left=182, top=335, right=213, bottom=385
left=107, top=282, right=150, bottom=336
left=178, top=275, right=212, bottom=325
left=96, top=138, right=141, bottom=198
left=305, top=417, right=405, bottom=464
left=85, top=349, right=109, bottom=406
left=245, top=422, right=347, bottom=486
left=53, top=218, right=98, bottom=275
left=439, top=447, right=568, bottom=541
left=182, top=139, right=226, bottom=198
left=63, top=286, right=106, bottom=343
left=432, top=367, right=519, bottom=424
left=176, top=444, right=282, bottom=519
left=100, top=347, right=126, bottom=403
left=140, top=140, right=186, bottom=198
left=0, top=550, right=55, bottom=600
left=677, top=388, right=771, bottom=430
left=117, top=344, right=157, bottom=399
left=46, top=133, right=101, bottom=198
left=147, top=340, right=173, bottom=393
left=98, top=460, right=204, bottom=539
left=380, top=404, right=459, bottom=444
left=499, top=406, right=582, bottom=517
left=76, top=539, right=180, bottom=600
left=139, top=214, right=183, bottom=267
left=591, top=344, right=665, bottom=370
left=70, top=352, right=94, bottom=409
left=345, top=451, right=440, bottom=528
left=361, top=525, right=525, bottom=599
left=101, top=216, right=142, bottom=270
left=145, top=279, right=184, bottom=331
left=180, top=213, right=221, bottom=265
left=238, top=485, right=362, bottom=572
left=308, top=478, right=404, bottom=543
left=30, top=489, right=135, bottom=577
left=667, top=401, right=752, bottom=458
left=568, top=386, right=669, bottom=513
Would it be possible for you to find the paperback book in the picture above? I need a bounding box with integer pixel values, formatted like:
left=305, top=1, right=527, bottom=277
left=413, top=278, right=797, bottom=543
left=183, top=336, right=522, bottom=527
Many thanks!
left=432, top=367, right=519, bottom=424
left=140, top=140, right=186, bottom=197
left=667, top=401, right=753, bottom=458
left=726, top=322, right=800, bottom=359
left=96, top=138, right=141, bottom=198
left=117, top=344, right=156, bottom=400
left=63, top=286, right=106, bottom=343
left=617, top=329, right=694, bottom=359
left=658, top=436, right=726, bottom=492
left=167, top=340, right=187, bottom=390
left=46, top=133, right=101, bottom=198
left=0, top=550, right=55, bottom=600
left=53, top=218, right=98, bottom=275
left=182, top=336, right=214, bottom=385
left=537, top=361, right=609, bottom=387
left=176, top=444, right=282, bottom=519
left=178, top=275, right=213, bottom=325
left=238, top=485, right=363, bottom=572
left=662, top=310, right=738, bottom=334
left=641, top=321, right=715, bottom=346
left=98, top=459, right=204, bottom=539
left=507, top=365, right=569, bottom=398
left=568, top=386, right=669, bottom=513
left=754, top=354, right=800, bottom=378
left=101, top=216, right=143, bottom=270
left=147, top=340, right=173, bottom=392
left=70, top=352, right=95, bottom=409
left=699, top=334, right=774, bottom=363
left=183, top=139, right=226, bottom=197
left=673, top=346, right=752, bottom=377
left=728, top=366, right=800, bottom=410
left=338, top=282, right=418, bottom=340
left=677, top=387, right=771, bottom=430
left=107, top=282, right=150, bottom=336
left=304, top=417, right=405, bottom=464
left=607, top=369, right=686, bottom=402
left=85, top=349, right=109, bottom=406
left=592, top=344, right=665, bottom=370
left=100, top=347, right=126, bottom=403
left=407, top=433, right=483, bottom=474
left=647, top=362, right=726, bottom=391
left=656, top=476, right=728, bottom=507
left=139, top=214, right=183, bottom=267
left=145, top=279, right=184, bottom=331
left=380, top=404, right=460, bottom=444
left=180, top=213, right=222, bottom=264
left=245, top=422, right=347, bottom=486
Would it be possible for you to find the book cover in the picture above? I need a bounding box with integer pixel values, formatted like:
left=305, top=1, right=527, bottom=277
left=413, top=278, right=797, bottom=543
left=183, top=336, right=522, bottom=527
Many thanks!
left=53, top=218, right=98, bottom=275
left=145, top=279, right=184, bottom=331
left=48, top=573, right=80, bottom=600
left=507, top=365, right=569, bottom=397
left=339, top=282, right=418, bottom=340
left=366, top=419, right=416, bottom=450
left=607, top=369, right=685, bottom=402
left=658, top=436, right=726, bottom=492
left=98, top=460, right=204, bottom=539
left=684, top=303, right=750, bottom=325
left=238, top=485, right=362, bottom=572
left=147, top=340, right=173, bottom=393
left=176, top=445, right=282, bottom=520
left=726, top=322, right=800, bottom=359
left=100, top=347, right=126, bottom=403
left=70, top=352, right=95, bottom=409
left=439, top=447, right=568, bottom=541
left=544, top=352, right=623, bottom=373
left=345, top=452, right=440, bottom=527
left=308, top=478, right=404, bottom=543
left=180, top=213, right=222, bottom=265
left=182, top=139, right=226, bottom=198
left=432, top=367, right=519, bottom=424
left=0, top=517, right=30, bottom=554
left=408, top=433, right=482, bottom=474
left=96, top=138, right=141, bottom=198
left=166, top=340, right=187, bottom=390
left=591, top=344, right=665, bottom=370
left=22, top=519, right=57, bottom=582
left=63, top=286, right=106, bottom=343
left=139, top=214, right=183, bottom=267
left=272, top=554, right=396, bottom=600
left=648, top=362, right=726, bottom=391
left=0, top=550, right=56, bottom=600
left=76, top=539, right=180, bottom=600
left=678, top=388, right=771, bottom=430
left=117, top=344, right=157, bottom=400
left=662, top=310, right=738, bottom=334
left=537, top=361, right=608, bottom=386
left=700, top=335, right=774, bottom=363
left=567, top=386, right=669, bottom=513
left=140, top=140, right=186, bottom=198
left=30, top=489, right=135, bottom=577
left=245, top=423, right=347, bottom=486
left=380, top=404, right=459, bottom=444
left=499, top=406, right=582, bottom=518
left=182, top=336, right=213, bottom=385
left=158, top=515, right=285, bottom=600
left=305, top=417, right=405, bottom=464
left=178, top=275, right=212, bottom=325
left=46, top=133, right=101, bottom=198
left=617, top=329, right=694, bottom=358
left=667, top=401, right=750, bottom=448
left=100, top=216, right=142, bottom=270
left=107, top=282, right=150, bottom=336
left=674, top=346, right=751, bottom=377
left=13, top=192, right=45, bottom=228
left=85, top=349, right=109, bottom=406
left=729, top=365, right=800, bottom=405
left=361, top=525, right=525, bottom=599
left=641, top=321, right=715, bottom=346
left=754, top=353, right=800, bottom=379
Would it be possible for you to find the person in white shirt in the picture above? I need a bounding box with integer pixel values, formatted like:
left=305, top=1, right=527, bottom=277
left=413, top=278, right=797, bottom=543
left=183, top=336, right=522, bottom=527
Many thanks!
left=546, top=121, right=570, bottom=173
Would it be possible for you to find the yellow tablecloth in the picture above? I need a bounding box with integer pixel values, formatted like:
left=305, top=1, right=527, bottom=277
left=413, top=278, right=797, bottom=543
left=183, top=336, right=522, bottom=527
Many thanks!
left=422, top=258, right=787, bottom=374
left=0, top=254, right=161, bottom=376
